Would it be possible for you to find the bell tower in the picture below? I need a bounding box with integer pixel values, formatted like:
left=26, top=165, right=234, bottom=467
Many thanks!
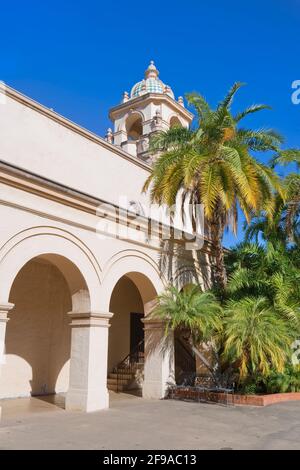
left=107, top=61, right=193, bottom=163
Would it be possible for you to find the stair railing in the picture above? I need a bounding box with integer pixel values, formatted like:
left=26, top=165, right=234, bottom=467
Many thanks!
left=175, top=336, right=196, bottom=384
left=115, top=339, right=145, bottom=393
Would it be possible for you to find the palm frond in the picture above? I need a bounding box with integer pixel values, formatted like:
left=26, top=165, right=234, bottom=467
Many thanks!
left=186, top=92, right=211, bottom=120
left=217, top=82, right=245, bottom=110
left=234, top=104, right=271, bottom=123
left=270, top=148, right=300, bottom=169
left=149, top=127, right=194, bottom=152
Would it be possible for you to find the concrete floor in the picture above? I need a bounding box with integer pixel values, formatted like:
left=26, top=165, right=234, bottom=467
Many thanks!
left=1, top=392, right=300, bottom=449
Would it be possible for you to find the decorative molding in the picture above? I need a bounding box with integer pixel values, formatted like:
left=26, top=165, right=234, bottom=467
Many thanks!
left=68, top=311, right=114, bottom=327
left=0, top=302, right=15, bottom=322
left=142, top=316, right=168, bottom=330
left=109, top=92, right=193, bottom=122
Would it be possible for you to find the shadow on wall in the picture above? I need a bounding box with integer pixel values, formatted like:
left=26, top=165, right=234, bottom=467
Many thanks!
left=2, top=259, right=72, bottom=398
left=158, top=237, right=213, bottom=291
left=144, top=321, right=175, bottom=389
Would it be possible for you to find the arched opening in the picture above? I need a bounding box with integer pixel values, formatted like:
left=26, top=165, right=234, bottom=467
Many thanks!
left=126, top=113, right=143, bottom=141
left=0, top=254, right=90, bottom=400
left=169, top=116, right=182, bottom=128
left=107, top=271, right=158, bottom=394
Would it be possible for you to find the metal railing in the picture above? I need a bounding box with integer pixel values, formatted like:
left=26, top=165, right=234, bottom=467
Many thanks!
left=115, top=339, right=144, bottom=393
left=175, top=337, right=196, bottom=384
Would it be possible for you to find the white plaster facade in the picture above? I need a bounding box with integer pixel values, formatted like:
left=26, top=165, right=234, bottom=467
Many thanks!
left=0, top=65, right=213, bottom=413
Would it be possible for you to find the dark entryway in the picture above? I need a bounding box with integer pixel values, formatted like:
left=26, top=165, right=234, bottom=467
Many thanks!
left=130, top=312, right=144, bottom=354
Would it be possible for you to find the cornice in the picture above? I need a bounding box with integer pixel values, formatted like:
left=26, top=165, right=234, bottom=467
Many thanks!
left=109, top=93, right=194, bottom=121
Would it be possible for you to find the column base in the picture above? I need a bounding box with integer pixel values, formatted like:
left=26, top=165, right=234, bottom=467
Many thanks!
left=142, top=316, right=175, bottom=401
left=65, top=387, right=109, bottom=412
left=143, top=380, right=169, bottom=399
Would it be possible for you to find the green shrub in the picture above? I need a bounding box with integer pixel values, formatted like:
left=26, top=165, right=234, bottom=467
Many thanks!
left=266, top=365, right=300, bottom=393
left=242, top=383, right=258, bottom=395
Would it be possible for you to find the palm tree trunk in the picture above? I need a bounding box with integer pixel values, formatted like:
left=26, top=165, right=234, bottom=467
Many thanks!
left=210, top=204, right=227, bottom=290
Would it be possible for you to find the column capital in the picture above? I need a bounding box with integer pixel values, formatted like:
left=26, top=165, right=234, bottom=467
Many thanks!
left=0, top=302, right=14, bottom=323
left=142, top=315, right=169, bottom=331
left=68, top=311, right=114, bottom=327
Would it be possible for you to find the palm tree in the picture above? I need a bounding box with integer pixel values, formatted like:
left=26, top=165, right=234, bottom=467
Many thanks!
left=270, top=150, right=300, bottom=243
left=143, top=83, right=284, bottom=290
left=225, top=241, right=300, bottom=325
left=152, top=285, right=222, bottom=374
left=245, top=170, right=300, bottom=246
left=154, top=285, right=222, bottom=338
left=223, top=296, right=294, bottom=379
left=244, top=194, right=287, bottom=245
left=283, top=173, right=300, bottom=242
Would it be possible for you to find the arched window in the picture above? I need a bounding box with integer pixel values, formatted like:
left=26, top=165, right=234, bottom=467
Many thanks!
left=170, top=116, right=182, bottom=128
left=126, top=113, right=143, bottom=141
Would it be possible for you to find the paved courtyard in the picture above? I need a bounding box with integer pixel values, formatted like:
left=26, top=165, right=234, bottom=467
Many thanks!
left=1, top=392, right=300, bottom=450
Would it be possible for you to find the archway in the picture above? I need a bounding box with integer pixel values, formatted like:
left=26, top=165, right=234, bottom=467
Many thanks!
left=0, top=254, right=90, bottom=400
left=101, top=254, right=175, bottom=399
left=126, top=113, right=143, bottom=140
left=0, top=227, right=102, bottom=311
left=107, top=271, right=158, bottom=393
left=0, top=228, right=109, bottom=411
left=169, top=116, right=182, bottom=128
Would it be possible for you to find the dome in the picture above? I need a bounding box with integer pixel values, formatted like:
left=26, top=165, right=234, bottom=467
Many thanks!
left=130, top=61, right=174, bottom=99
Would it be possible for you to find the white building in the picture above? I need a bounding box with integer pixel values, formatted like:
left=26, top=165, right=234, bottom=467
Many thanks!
left=0, top=62, right=214, bottom=413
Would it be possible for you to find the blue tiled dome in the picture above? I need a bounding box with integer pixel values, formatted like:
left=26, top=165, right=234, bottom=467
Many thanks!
left=131, top=78, right=164, bottom=97
left=130, top=61, right=174, bottom=99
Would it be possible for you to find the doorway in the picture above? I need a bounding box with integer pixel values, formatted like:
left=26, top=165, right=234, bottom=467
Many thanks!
left=130, top=312, right=144, bottom=359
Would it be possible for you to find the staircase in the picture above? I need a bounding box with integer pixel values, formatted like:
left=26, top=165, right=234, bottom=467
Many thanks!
left=175, top=335, right=196, bottom=384
left=107, top=342, right=144, bottom=392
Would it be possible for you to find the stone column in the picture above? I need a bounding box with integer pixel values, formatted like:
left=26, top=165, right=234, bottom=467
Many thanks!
left=0, top=302, right=14, bottom=366
left=142, top=317, right=175, bottom=399
left=0, top=303, right=14, bottom=422
left=66, top=311, right=113, bottom=412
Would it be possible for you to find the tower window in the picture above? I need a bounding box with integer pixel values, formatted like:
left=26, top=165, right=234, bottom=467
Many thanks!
left=126, top=113, right=143, bottom=141
left=170, top=116, right=182, bottom=128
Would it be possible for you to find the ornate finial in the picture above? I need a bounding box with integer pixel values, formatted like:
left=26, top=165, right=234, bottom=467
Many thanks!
left=178, top=96, right=184, bottom=107
left=145, top=60, right=159, bottom=79
left=105, top=128, right=113, bottom=144
left=122, top=91, right=129, bottom=103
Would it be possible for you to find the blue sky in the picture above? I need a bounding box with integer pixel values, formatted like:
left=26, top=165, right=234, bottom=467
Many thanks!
left=1, top=0, right=299, bottom=247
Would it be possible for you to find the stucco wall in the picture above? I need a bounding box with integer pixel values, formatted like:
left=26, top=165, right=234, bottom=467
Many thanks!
left=0, top=259, right=71, bottom=399
left=108, top=276, right=144, bottom=372
left=0, top=91, right=150, bottom=210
